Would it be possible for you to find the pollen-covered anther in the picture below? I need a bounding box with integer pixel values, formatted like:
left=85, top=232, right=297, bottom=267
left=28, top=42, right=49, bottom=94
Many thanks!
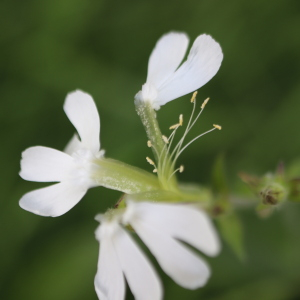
left=162, top=135, right=169, bottom=144
left=179, top=165, right=184, bottom=173
left=191, top=91, right=198, bottom=103
left=179, top=114, right=183, bottom=126
left=169, top=123, right=180, bottom=130
left=201, top=97, right=210, bottom=109
left=213, top=124, right=222, bottom=130
left=147, top=140, right=152, bottom=147
left=153, top=168, right=158, bottom=173
left=146, top=157, right=156, bottom=166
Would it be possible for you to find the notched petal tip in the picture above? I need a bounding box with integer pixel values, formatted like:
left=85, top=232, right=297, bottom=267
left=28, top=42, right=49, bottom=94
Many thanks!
left=146, top=31, right=189, bottom=93
left=64, top=89, right=101, bottom=154
left=151, top=33, right=223, bottom=107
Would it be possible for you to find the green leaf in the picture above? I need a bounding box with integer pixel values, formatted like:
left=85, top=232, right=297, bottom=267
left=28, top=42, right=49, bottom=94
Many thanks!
left=211, top=153, right=229, bottom=196
left=217, top=213, right=246, bottom=261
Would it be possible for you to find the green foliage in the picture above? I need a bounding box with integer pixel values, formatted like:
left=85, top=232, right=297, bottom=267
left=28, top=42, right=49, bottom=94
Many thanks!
left=217, top=213, right=246, bottom=261
left=211, top=153, right=229, bottom=196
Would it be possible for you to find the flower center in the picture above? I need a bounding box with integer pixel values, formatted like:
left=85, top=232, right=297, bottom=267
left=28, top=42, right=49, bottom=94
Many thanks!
left=135, top=83, right=160, bottom=110
left=69, top=148, right=99, bottom=187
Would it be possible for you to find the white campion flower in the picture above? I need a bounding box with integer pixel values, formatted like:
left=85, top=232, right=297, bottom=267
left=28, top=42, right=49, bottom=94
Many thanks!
left=19, top=90, right=105, bottom=217
left=94, top=201, right=220, bottom=300
left=122, top=201, right=220, bottom=289
left=94, top=214, right=162, bottom=300
left=135, top=32, right=223, bottom=110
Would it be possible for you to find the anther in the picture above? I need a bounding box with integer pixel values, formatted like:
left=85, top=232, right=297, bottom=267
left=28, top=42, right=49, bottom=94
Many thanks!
left=169, top=123, right=180, bottom=130
left=213, top=124, right=222, bottom=130
left=179, top=165, right=184, bottom=173
left=179, top=114, right=183, bottom=126
left=146, top=157, right=155, bottom=166
left=162, top=135, right=169, bottom=144
left=191, top=91, right=198, bottom=103
left=201, top=97, right=210, bottom=109
left=147, top=140, right=152, bottom=147
left=153, top=169, right=158, bottom=173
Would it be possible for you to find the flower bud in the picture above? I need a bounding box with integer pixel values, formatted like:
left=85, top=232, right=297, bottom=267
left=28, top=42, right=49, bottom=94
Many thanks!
left=259, top=182, right=287, bottom=206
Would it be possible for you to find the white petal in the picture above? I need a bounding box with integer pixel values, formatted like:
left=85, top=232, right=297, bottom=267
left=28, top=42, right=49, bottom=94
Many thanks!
left=64, top=90, right=100, bottom=154
left=64, top=134, right=84, bottom=155
left=19, top=181, right=88, bottom=217
left=156, top=34, right=223, bottom=106
left=115, top=226, right=162, bottom=300
left=95, top=228, right=125, bottom=300
left=147, top=32, right=189, bottom=88
left=20, top=146, right=76, bottom=182
left=128, top=202, right=220, bottom=256
left=131, top=219, right=210, bottom=290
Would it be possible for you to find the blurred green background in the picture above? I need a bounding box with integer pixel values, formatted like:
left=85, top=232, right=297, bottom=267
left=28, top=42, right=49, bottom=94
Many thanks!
left=1, top=0, right=300, bottom=299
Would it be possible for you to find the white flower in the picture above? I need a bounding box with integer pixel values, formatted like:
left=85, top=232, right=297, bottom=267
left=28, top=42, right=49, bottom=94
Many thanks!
left=94, top=214, right=162, bottom=300
left=122, top=201, right=220, bottom=289
left=94, top=200, right=220, bottom=300
left=135, top=32, right=223, bottom=110
left=19, top=90, right=104, bottom=217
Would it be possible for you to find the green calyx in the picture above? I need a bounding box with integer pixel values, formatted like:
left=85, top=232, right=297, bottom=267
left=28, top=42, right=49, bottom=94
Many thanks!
left=135, top=101, right=178, bottom=191
left=92, top=157, right=161, bottom=194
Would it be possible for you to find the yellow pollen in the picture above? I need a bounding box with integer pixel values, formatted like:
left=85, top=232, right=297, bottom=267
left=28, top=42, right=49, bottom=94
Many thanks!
left=147, top=140, right=152, bottom=147
left=153, top=168, right=158, bottom=173
left=179, top=114, right=183, bottom=126
left=162, top=135, right=169, bottom=144
left=213, top=124, right=222, bottom=130
left=179, top=165, right=184, bottom=173
left=146, top=157, right=155, bottom=166
left=201, top=97, right=210, bottom=109
left=191, top=91, right=198, bottom=103
left=169, top=123, right=180, bottom=130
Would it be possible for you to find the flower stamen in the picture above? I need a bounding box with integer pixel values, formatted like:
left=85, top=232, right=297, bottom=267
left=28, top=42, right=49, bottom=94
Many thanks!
left=168, top=164, right=185, bottom=181
left=179, top=114, right=183, bottom=126
left=162, top=135, right=169, bottom=144
left=174, top=125, right=221, bottom=161
left=191, top=91, right=198, bottom=103
left=213, top=124, right=222, bottom=130
left=201, top=97, right=210, bottom=109
left=146, top=156, right=158, bottom=173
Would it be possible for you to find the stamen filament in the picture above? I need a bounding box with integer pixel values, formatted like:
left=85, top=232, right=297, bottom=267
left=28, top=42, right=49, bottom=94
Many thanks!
left=160, top=126, right=180, bottom=178
left=170, top=97, right=197, bottom=162
left=173, top=127, right=217, bottom=166
left=167, top=165, right=184, bottom=181
left=147, top=140, right=160, bottom=159
left=189, top=98, right=209, bottom=133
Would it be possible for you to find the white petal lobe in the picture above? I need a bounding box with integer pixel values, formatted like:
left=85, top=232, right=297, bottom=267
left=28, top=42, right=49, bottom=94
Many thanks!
left=115, top=227, right=163, bottom=300
left=129, top=202, right=220, bottom=256
left=64, top=90, right=100, bottom=154
left=95, top=230, right=125, bottom=300
left=20, top=146, right=76, bottom=182
left=156, top=34, right=223, bottom=106
left=147, top=32, right=189, bottom=88
left=131, top=220, right=210, bottom=289
left=19, top=181, right=88, bottom=217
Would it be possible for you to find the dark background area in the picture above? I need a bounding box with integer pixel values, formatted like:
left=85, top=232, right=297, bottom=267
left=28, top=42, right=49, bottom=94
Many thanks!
left=1, top=0, right=300, bottom=299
